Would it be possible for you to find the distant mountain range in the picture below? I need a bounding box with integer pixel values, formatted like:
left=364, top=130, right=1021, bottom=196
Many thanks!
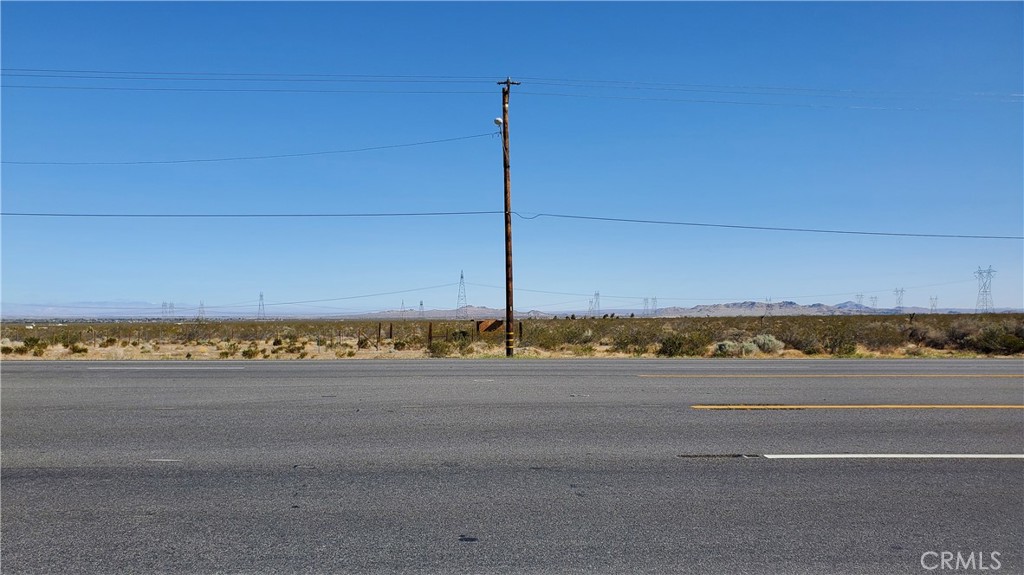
left=1, top=300, right=1019, bottom=321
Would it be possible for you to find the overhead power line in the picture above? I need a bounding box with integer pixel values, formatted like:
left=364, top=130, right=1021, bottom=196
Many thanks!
left=1, top=208, right=1019, bottom=240
left=469, top=278, right=978, bottom=306
left=0, top=210, right=502, bottom=219
left=2, top=131, right=498, bottom=165
left=2, top=67, right=497, bottom=82
left=515, top=75, right=1022, bottom=102
left=6, top=68, right=1017, bottom=102
left=4, top=83, right=968, bottom=111
left=513, top=212, right=1024, bottom=240
left=0, top=72, right=493, bottom=85
left=1, top=84, right=493, bottom=96
left=3, top=283, right=459, bottom=313
left=516, top=90, right=936, bottom=112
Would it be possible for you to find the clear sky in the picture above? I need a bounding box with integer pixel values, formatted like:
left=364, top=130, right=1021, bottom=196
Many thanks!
left=2, top=1, right=1022, bottom=318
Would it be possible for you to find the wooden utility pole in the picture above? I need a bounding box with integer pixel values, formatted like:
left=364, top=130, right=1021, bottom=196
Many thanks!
left=499, top=77, right=520, bottom=357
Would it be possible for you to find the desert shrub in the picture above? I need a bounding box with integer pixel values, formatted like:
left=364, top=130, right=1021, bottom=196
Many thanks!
left=907, top=325, right=948, bottom=349
left=712, top=340, right=759, bottom=357
left=12, top=345, right=30, bottom=355
left=23, top=336, right=42, bottom=348
left=272, top=338, right=283, bottom=346
left=567, top=343, right=596, bottom=356
left=947, top=319, right=982, bottom=349
left=611, top=324, right=660, bottom=354
left=1, top=346, right=13, bottom=355
left=966, top=324, right=1024, bottom=355
left=427, top=340, right=452, bottom=358
left=822, top=323, right=856, bottom=356
left=777, top=325, right=823, bottom=355
left=52, top=331, right=83, bottom=348
left=713, top=341, right=739, bottom=357
left=241, top=347, right=260, bottom=359
left=403, top=334, right=425, bottom=350
left=752, top=334, right=784, bottom=354
left=356, top=336, right=371, bottom=349
left=856, top=322, right=906, bottom=351
left=99, top=337, right=118, bottom=348
left=720, top=328, right=751, bottom=343
left=520, top=321, right=593, bottom=350
left=522, top=327, right=563, bottom=351
left=567, top=326, right=595, bottom=345
left=393, top=340, right=407, bottom=351
left=657, top=331, right=712, bottom=357
left=298, top=351, right=309, bottom=359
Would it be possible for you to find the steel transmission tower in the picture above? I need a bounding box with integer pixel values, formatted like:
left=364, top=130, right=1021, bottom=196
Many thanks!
left=651, top=297, right=657, bottom=317
left=893, top=288, right=905, bottom=314
left=929, top=296, right=938, bottom=314
left=855, top=294, right=864, bottom=307
left=869, top=296, right=877, bottom=310
left=764, top=297, right=773, bottom=317
left=257, top=292, right=267, bottom=321
left=456, top=271, right=469, bottom=319
left=587, top=292, right=600, bottom=317
left=197, top=301, right=206, bottom=322
left=419, top=301, right=424, bottom=320
left=975, top=266, right=996, bottom=313
left=642, top=298, right=650, bottom=317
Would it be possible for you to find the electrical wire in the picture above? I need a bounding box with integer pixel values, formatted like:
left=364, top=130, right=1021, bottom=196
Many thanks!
left=0, top=72, right=494, bottom=85
left=3, top=84, right=957, bottom=111
left=3, top=132, right=499, bottom=165
left=0, top=210, right=502, bottom=219
left=516, top=90, right=934, bottom=112
left=2, top=208, right=1019, bottom=240
left=258, top=283, right=459, bottom=307
left=2, top=283, right=459, bottom=313
left=0, top=84, right=493, bottom=95
left=515, top=75, right=1022, bottom=102
left=513, top=212, right=1024, bottom=241
left=6, top=68, right=1016, bottom=101
left=2, top=67, right=497, bottom=81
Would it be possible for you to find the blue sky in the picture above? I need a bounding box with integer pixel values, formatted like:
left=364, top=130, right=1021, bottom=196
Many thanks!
left=2, top=1, right=1022, bottom=317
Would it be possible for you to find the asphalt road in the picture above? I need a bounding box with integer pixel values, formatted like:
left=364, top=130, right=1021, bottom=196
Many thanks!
left=2, top=359, right=1022, bottom=574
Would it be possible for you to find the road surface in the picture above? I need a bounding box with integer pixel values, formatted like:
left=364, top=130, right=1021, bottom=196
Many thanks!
left=2, top=359, right=1022, bottom=574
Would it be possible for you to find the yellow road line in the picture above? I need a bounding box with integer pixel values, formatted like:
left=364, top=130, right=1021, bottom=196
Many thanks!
left=640, top=374, right=1022, bottom=379
left=692, top=404, right=1024, bottom=410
